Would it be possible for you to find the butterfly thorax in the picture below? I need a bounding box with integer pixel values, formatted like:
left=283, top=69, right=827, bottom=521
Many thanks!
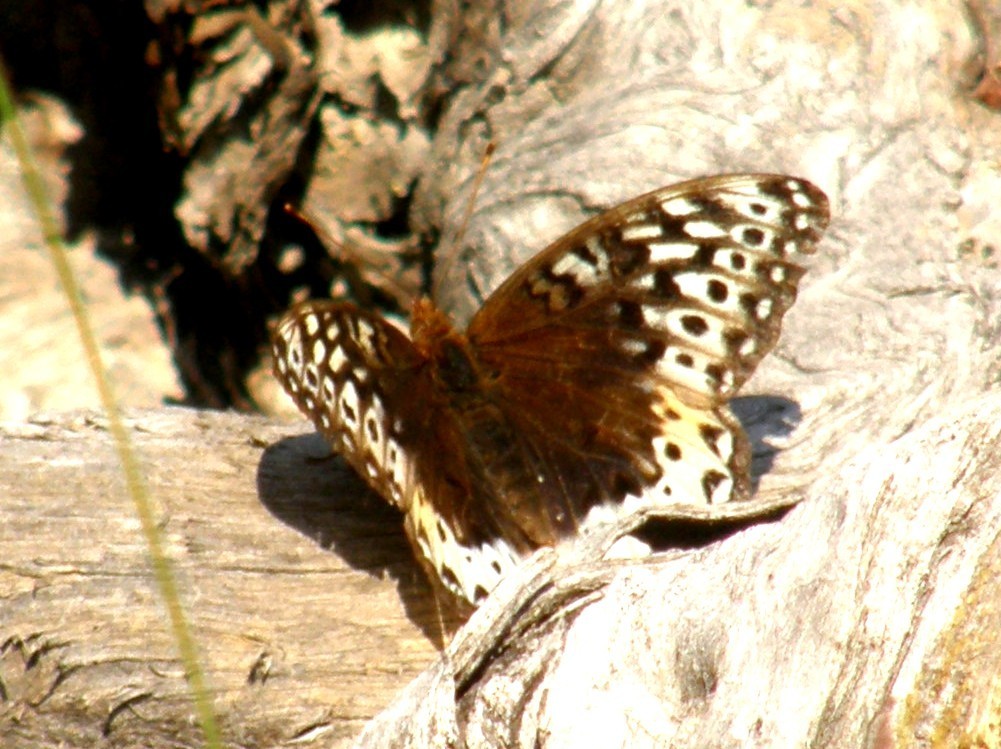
left=410, top=298, right=453, bottom=355
left=411, top=297, right=496, bottom=396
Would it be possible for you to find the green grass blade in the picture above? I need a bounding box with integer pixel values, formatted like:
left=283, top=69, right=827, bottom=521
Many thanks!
left=0, top=59, right=223, bottom=749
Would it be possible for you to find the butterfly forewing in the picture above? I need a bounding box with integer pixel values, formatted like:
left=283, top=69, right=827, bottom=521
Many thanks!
left=272, top=302, right=427, bottom=510
left=469, top=175, right=828, bottom=403
left=272, top=173, right=829, bottom=610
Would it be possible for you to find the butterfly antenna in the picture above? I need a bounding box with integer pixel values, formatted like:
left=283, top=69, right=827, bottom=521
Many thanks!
left=281, top=202, right=374, bottom=307
left=450, top=142, right=496, bottom=254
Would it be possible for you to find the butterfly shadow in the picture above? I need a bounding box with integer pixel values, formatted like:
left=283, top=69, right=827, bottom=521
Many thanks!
left=255, top=396, right=802, bottom=635
left=256, top=432, right=446, bottom=643
left=731, top=393, right=803, bottom=491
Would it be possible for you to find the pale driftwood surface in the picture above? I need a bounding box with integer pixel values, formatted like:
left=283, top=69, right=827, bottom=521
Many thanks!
left=360, top=395, right=1001, bottom=747
left=1, top=409, right=445, bottom=748
left=4, top=402, right=1001, bottom=749
left=4, top=1, right=1001, bottom=749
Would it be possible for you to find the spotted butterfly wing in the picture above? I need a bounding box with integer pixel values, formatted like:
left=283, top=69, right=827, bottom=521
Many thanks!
left=272, top=173, right=829, bottom=608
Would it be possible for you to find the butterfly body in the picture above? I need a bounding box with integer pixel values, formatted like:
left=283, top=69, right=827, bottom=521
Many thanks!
left=272, top=174, right=830, bottom=608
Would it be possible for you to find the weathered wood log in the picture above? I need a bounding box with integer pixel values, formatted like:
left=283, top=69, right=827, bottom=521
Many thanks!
left=358, top=394, right=1001, bottom=747
left=1, top=409, right=443, bottom=747
left=4, top=397, right=1001, bottom=747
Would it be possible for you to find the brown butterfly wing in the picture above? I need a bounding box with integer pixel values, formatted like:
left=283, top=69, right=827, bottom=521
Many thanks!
left=272, top=302, right=429, bottom=509
left=462, top=174, right=830, bottom=546
left=272, top=301, right=524, bottom=605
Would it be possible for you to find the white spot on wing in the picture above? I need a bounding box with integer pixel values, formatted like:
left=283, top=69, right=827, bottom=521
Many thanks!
left=711, top=250, right=755, bottom=278
left=683, top=220, right=727, bottom=239
left=790, top=184, right=812, bottom=207
left=288, top=337, right=303, bottom=369
left=339, top=380, right=359, bottom=427
left=654, top=348, right=717, bottom=397
left=673, top=272, right=738, bottom=313
left=328, top=346, right=347, bottom=373
left=648, top=242, right=698, bottom=263
left=629, top=273, right=657, bottom=291
left=707, top=474, right=733, bottom=504
left=312, top=338, right=326, bottom=363
left=551, top=252, right=600, bottom=286
left=641, top=307, right=727, bottom=357
left=661, top=196, right=698, bottom=216
left=619, top=337, right=649, bottom=355
left=321, top=376, right=335, bottom=404
left=621, top=223, right=663, bottom=242
left=720, top=194, right=781, bottom=222
left=365, top=396, right=385, bottom=451
left=356, top=319, right=376, bottom=352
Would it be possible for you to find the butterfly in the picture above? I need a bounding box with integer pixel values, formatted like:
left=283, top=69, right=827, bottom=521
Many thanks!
left=271, top=173, right=830, bottom=610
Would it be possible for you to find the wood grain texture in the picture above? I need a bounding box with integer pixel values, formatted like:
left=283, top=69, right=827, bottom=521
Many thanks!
left=355, top=395, right=1001, bottom=748
left=0, top=410, right=443, bottom=748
